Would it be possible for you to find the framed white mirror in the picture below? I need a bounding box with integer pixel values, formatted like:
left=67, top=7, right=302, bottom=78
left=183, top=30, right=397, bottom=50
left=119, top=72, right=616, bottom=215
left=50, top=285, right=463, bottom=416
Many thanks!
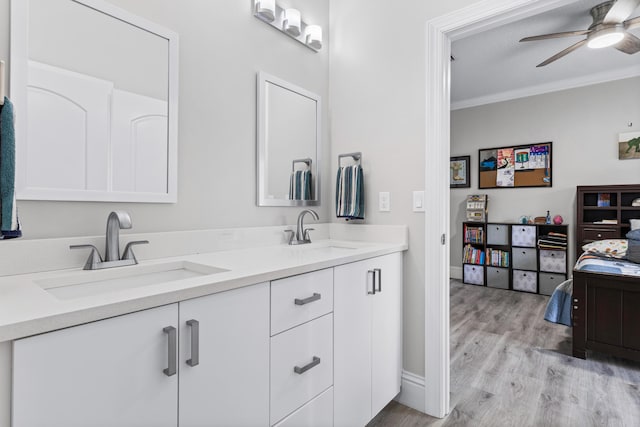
left=10, top=0, right=179, bottom=203
left=257, top=72, right=321, bottom=207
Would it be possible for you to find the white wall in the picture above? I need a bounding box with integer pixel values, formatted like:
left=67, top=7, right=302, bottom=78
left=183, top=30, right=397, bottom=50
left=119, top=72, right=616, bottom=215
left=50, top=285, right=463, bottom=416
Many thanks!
left=0, top=0, right=331, bottom=238
left=450, top=76, right=640, bottom=272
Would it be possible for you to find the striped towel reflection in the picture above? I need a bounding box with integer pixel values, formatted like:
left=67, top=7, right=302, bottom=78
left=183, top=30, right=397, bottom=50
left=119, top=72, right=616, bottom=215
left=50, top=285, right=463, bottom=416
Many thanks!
left=336, top=165, right=364, bottom=219
left=289, top=170, right=312, bottom=200
left=0, top=97, right=21, bottom=239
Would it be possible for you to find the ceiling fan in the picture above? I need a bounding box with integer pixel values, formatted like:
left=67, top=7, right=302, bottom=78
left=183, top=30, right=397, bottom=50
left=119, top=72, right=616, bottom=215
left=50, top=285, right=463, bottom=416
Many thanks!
left=520, top=0, right=640, bottom=67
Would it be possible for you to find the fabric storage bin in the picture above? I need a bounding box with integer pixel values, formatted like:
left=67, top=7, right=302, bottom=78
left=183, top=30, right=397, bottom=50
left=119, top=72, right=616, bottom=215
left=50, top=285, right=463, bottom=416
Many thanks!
left=512, top=225, right=536, bottom=248
left=539, top=273, right=566, bottom=296
left=486, top=267, right=509, bottom=290
left=512, top=270, right=537, bottom=293
left=463, top=264, right=484, bottom=286
left=512, top=247, right=537, bottom=271
left=487, top=224, right=509, bottom=246
left=539, top=250, right=566, bottom=274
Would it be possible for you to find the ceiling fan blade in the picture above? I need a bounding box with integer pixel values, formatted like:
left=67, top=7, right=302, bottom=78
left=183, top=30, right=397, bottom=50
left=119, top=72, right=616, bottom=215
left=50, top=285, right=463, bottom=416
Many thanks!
left=536, top=39, right=588, bottom=67
left=603, top=0, right=640, bottom=24
left=625, top=15, right=640, bottom=30
left=615, top=32, right=640, bottom=53
left=520, top=30, right=590, bottom=42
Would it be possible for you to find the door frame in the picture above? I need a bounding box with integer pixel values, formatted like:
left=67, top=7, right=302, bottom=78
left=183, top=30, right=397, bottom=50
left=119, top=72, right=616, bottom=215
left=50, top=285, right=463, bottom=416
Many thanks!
left=423, top=0, right=577, bottom=417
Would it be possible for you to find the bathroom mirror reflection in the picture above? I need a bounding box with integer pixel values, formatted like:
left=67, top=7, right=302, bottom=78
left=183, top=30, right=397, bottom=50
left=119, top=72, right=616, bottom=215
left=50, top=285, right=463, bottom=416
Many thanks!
left=10, top=0, right=179, bottom=202
left=257, top=72, right=321, bottom=207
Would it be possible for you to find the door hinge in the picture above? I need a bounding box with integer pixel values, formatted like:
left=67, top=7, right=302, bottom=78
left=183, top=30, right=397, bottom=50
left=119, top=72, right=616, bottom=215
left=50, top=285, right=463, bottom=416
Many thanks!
left=441, top=234, right=446, bottom=245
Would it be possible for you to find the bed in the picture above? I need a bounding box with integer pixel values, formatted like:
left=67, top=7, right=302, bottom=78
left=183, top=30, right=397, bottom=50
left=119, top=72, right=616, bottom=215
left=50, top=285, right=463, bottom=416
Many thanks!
left=572, top=253, right=640, bottom=362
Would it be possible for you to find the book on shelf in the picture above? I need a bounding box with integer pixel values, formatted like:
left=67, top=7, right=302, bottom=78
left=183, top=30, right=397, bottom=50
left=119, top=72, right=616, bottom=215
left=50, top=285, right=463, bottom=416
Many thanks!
left=486, top=248, right=509, bottom=267
left=593, top=219, right=617, bottom=224
left=463, top=224, right=484, bottom=244
left=597, top=193, right=611, bottom=207
left=463, top=244, right=485, bottom=265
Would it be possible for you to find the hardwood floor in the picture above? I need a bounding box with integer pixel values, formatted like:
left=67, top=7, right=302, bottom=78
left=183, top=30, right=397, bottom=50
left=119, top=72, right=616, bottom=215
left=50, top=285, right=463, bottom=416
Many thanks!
left=368, top=280, right=640, bottom=427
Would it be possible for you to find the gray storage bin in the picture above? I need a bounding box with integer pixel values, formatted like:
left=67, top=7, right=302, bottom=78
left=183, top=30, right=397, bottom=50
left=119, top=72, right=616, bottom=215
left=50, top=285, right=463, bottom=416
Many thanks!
left=487, top=224, right=509, bottom=246
left=512, top=247, right=538, bottom=271
left=513, top=270, right=537, bottom=293
left=463, top=264, right=484, bottom=286
left=512, top=225, right=536, bottom=248
left=539, top=273, right=567, bottom=296
left=486, top=267, right=509, bottom=290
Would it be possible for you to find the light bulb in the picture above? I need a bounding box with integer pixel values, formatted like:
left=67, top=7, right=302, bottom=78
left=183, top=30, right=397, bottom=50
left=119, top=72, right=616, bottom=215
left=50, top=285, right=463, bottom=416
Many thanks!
left=283, top=8, right=301, bottom=37
left=305, top=25, right=322, bottom=50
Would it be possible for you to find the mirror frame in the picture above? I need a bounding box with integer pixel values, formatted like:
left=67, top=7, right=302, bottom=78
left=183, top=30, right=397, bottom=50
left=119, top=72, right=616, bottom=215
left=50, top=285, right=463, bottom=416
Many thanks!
left=256, top=71, right=321, bottom=207
left=10, top=0, right=179, bottom=203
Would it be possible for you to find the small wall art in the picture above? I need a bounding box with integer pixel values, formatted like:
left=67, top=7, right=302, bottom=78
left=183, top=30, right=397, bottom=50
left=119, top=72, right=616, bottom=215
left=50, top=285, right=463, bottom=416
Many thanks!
left=619, top=131, right=640, bottom=160
left=479, top=142, right=552, bottom=189
left=450, top=155, right=470, bottom=188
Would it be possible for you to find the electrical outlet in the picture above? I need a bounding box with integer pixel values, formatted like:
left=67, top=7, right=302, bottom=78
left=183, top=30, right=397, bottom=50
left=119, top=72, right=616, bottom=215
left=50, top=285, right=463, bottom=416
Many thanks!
left=379, top=192, right=391, bottom=212
left=413, top=191, right=425, bottom=212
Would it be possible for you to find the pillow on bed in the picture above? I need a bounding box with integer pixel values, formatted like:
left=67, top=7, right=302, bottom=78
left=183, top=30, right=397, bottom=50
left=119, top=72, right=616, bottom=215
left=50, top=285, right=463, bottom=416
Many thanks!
left=581, top=239, right=627, bottom=259
left=626, top=230, right=640, bottom=263
left=630, top=219, right=640, bottom=231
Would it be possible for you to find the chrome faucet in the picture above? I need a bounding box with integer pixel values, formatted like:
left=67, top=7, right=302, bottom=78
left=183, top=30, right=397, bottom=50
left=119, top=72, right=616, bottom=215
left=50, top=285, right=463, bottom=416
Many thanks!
left=285, top=209, right=319, bottom=245
left=70, top=211, right=148, bottom=270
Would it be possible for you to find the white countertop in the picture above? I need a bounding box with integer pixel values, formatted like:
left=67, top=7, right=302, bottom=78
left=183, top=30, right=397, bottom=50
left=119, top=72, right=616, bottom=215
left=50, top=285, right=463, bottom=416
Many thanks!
left=0, top=238, right=407, bottom=342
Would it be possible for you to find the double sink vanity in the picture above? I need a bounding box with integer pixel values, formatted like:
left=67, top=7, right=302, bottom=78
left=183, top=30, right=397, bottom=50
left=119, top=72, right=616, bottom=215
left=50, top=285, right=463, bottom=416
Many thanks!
left=0, top=221, right=407, bottom=427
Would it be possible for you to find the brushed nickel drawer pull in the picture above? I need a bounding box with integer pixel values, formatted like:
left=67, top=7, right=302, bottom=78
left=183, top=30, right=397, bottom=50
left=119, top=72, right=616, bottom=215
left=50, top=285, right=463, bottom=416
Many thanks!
left=295, top=293, right=321, bottom=305
left=186, top=319, right=200, bottom=367
left=163, top=326, right=177, bottom=377
left=294, top=356, right=321, bottom=374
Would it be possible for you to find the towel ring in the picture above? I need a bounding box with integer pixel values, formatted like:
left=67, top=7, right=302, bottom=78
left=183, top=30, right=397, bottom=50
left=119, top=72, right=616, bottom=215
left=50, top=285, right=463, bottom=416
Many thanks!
left=338, top=152, right=361, bottom=167
left=292, top=158, right=312, bottom=172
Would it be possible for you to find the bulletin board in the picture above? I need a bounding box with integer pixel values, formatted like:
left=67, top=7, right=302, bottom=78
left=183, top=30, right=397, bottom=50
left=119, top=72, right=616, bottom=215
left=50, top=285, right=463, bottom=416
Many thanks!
left=478, top=142, right=552, bottom=189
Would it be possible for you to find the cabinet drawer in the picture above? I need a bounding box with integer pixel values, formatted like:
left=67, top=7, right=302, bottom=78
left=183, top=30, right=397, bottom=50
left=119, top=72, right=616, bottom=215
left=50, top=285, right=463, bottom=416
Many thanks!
left=539, top=273, right=567, bottom=296
left=463, top=264, right=484, bottom=286
left=271, top=269, right=333, bottom=336
left=512, top=225, right=536, bottom=247
left=487, top=224, right=509, bottom=245
left=539, top=250, right=566, bottom=273
left=512, top=247, right=537, bottom=271
left=486, top=267, right=509, bottom=290
left=270, top=314, right=333, bottom=425
left=513, top=270, right=537, bottom=293
left=582, top=227, right=618, bottom=242
left=273, top=387, right=333, bottom=427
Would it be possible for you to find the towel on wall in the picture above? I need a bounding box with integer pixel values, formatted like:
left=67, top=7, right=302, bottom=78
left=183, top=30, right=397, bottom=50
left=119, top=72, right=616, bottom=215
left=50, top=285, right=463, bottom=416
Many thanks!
left=336, top=165, right=364, bottom=220
left=0, top=97, right=21, bottom=239
left=289, top=170, right=312, bottom=200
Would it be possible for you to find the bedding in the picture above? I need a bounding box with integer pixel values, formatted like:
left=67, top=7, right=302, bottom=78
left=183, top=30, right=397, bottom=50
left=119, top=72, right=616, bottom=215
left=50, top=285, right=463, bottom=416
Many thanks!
left=574, top=253, right=640, bottom=277
left=581, top=239, right=627, bottom=259
left=544, top=278, right=573, bottom=326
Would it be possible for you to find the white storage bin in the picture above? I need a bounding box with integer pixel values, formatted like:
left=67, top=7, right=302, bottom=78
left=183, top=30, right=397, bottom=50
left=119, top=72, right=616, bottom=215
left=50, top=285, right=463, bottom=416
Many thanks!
left=512, top=225, right=536, bottom=248
left=463, top=264, right=484, bottom=286
left=512, top=270, right=537, bottom=293
left=539, top=250, right=567, bottom=274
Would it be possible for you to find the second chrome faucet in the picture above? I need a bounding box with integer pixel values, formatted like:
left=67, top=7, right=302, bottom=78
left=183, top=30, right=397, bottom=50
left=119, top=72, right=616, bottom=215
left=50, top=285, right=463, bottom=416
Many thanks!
left=286, top=209, right=319, bottom=245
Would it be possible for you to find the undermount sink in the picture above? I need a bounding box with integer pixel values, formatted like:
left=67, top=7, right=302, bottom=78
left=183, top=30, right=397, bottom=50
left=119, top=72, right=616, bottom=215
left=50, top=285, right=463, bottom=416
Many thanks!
left=36, top=261, right=228, bottom=300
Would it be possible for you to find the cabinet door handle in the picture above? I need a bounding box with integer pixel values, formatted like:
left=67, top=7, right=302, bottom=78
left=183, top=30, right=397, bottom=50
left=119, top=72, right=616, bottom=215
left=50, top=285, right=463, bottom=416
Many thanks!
left=294, top=356, right=321, bottom=374
left=186, top=319, right=200, bottom=367
left=295, top=293, right=321, bottom=305
left=374, top=268, right=382, bottom=293
left=163, top=326, right=177, bottom=377
left=367, top=270, right=375, bottom=295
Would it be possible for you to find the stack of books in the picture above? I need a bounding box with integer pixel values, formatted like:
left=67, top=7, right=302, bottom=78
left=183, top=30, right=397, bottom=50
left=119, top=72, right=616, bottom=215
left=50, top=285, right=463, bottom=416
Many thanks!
left=464, top=225, right=484, bottom=244
left=486, top=248, right=509, bottom=267
left=538, top=232, right=567, bottom=250
left=463, top=244, right=485, bottom=265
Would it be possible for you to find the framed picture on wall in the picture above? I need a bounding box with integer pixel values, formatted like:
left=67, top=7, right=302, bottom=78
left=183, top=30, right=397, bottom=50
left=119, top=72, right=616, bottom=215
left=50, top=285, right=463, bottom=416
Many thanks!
left=450, top=156, right=470, bottom=188
left=478, top=142, right=552, bottom=189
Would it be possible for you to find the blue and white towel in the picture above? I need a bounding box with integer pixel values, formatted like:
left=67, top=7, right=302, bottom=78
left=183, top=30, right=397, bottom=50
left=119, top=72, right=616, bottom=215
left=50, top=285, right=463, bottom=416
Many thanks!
left=289, top=170, right=312, bottom=200
left=336, top=165, right=364, bottom=220
left=544, top=278, right=572, bottom=327
left=0, top=97, right=21, bottom=239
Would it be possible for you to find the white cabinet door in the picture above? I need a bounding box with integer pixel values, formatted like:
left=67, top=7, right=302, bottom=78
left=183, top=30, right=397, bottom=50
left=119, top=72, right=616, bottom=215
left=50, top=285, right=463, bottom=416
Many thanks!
left=12, top=304, right=179, bottom=427
left=371, top=252, right=403, bottom=416
left=334, top=253, right=403, bottom=427
left=179, top=282, right=270, bottom=427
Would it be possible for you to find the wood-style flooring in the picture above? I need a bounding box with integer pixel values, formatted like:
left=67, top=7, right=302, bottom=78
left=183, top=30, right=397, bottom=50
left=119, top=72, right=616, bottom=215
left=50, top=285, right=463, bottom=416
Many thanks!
left=368, top=280, right=640, bottom=427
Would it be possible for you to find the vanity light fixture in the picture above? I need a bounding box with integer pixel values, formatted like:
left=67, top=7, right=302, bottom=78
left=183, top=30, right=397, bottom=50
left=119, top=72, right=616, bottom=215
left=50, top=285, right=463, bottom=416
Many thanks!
left=252, top=1, right=322, bottom=52
left=254, top=0, right=276, bottom=23
left=305, top=25, right=322, bottom=50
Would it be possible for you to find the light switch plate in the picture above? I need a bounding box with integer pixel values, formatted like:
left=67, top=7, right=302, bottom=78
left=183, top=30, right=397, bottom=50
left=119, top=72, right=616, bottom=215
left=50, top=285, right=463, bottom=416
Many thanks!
left=379, top=192, right=391, bottom=212
left=413, top=191, right=425, bottom=212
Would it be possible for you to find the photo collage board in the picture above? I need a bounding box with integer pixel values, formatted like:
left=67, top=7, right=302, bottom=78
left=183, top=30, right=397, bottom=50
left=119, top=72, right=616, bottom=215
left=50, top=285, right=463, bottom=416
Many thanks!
left=479, top=142, right=552, bottom=189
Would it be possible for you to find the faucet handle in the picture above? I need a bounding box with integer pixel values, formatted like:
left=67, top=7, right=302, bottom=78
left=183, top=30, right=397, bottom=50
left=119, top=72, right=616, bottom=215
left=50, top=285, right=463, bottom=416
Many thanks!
left=303, top=228, right=315, bottom=241
left=122, top=240, right=149, bottom=262
left=284, top=230, right=295, bottom=245
left=70, top=244, right=103, bottom=270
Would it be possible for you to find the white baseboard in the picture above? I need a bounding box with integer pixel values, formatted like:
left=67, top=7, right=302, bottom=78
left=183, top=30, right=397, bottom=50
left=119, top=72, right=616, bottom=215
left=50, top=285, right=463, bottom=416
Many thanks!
left=395, top=370, right=426, bottom=413
left=450, top=266, right=462, bottom=280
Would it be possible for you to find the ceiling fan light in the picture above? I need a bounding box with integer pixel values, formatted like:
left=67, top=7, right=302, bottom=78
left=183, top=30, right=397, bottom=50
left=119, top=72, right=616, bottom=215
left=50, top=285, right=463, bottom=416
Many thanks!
left=587, top=26, right=625, bottom=48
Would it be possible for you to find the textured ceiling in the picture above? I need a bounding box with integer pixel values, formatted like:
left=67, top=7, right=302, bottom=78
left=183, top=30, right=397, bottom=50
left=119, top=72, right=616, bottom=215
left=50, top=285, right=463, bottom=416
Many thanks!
left=451, top=0, right=640, bottom=108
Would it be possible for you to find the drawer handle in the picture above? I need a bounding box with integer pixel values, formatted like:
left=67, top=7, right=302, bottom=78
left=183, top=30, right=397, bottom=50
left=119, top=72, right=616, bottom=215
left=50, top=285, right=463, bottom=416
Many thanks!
left=574, top=298, right=578, bottom=303
left=574, top=306, right=578, bottom=310
left=294, top=356, right=321, bottom=374
left=163, top=326, right=177, bottom=377
left=295, top=293, right=322, bottom=305
left=367, top=270, right=376, bottom=295
left=374, top=268, right=382, bottom=293
left=186, top=319, right=200, bottom=367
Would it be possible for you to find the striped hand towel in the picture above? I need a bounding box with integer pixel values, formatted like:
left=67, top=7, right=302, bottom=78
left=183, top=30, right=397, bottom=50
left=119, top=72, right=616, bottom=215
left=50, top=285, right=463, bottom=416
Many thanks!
left=336, top=165, right=364, bottom=219
left=289, top=170, right=312, bottom=200
left=0, top=97, right=21, bottom=239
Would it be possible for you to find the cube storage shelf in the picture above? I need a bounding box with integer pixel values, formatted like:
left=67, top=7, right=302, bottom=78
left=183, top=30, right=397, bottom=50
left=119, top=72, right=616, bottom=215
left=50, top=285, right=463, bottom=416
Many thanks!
left=462, top=221, right=568, bottom=296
